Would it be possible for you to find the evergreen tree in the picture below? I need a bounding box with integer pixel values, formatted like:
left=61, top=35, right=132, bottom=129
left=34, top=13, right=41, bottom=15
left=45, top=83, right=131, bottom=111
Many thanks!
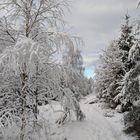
left=122, top=3, right=140, bottom=137
left=95, top=41, right=124, bottom=108
left=95, top=14, right=136, bottom=110
left=117, top=14, right=135, bottom=72
left=115, top=40, right=140, bottom=111
left=120, top=40, right=140, bottom=137
left=114, top=15, right=137, bottom=112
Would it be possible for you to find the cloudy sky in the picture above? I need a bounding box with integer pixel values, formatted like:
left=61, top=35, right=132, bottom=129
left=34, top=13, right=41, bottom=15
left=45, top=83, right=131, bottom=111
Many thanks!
left=65, top=0, right=139, bottom=78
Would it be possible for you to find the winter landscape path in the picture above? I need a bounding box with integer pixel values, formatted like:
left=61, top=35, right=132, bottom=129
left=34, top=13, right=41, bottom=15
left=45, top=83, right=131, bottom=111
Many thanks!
left=40, top=95, right=134, bottom=140
left=63, top=101, right=132, bottom=140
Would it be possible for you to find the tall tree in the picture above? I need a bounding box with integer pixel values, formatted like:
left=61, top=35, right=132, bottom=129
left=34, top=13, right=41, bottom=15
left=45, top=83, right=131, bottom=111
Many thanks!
left=0, top=38, right=53, bottom=139
left=113, top=15, right=136, bottom=111
left=0, top=1, right=79, bottom=140
left=95, top=14, right=136, bottom=110
left=95, top=41, right=124, bottom=108
left=62, top=46, right=90, bottom=96
left=117, top=14, right=135, bottom=72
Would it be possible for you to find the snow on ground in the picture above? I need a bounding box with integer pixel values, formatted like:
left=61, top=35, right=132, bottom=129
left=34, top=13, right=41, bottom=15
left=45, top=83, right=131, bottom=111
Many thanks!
left=39, top=95, right=135, bottom=140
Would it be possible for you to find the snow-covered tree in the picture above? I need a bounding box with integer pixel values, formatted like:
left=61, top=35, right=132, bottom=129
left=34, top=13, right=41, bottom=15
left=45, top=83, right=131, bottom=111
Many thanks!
left=63, top=47, right=84, bottom=74
left=0, top=0, right=68, bottom=38
left=62, top=46, right=91, bottom=97
left=117, top=14, right=135, bottom=72
left=0, top=1, right=85, bottom=139
left=0, top=0, right=74, bottom=58
left=0, top=37, right=83, bottom=140
left=113, top=15, right=138, bottom=112
left=120, top=3, right=140, bottom=137
left=95, top=14, right=136, bottom=109
left=118, top=39, right=140, bottom=137
left=0, top=19, right=17, bottom=54
left=95, top=41, right=124, bottom=108
left=115, top=39, right=140, bottom=111
left=0, top=38, right=53, bottom=139
left=49, top=45, right=87, bottom=123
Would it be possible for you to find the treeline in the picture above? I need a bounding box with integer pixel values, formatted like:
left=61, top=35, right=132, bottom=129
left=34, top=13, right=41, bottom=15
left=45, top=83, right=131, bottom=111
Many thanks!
left=95, top=14, right=140, bottom=138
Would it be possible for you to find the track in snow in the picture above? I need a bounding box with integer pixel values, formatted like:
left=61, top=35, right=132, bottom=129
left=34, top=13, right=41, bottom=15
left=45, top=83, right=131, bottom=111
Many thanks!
left=63, top=102, right=128, bottom=140
left=40, top=97, right=134, bottom=140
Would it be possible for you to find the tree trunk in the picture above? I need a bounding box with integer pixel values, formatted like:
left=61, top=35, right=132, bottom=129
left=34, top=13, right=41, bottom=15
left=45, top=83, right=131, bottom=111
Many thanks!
left=34, top=89, right=38, bottom=120
left=20, top=72, right=27, bottom=140
left=34, top=64, right=39, bottom=125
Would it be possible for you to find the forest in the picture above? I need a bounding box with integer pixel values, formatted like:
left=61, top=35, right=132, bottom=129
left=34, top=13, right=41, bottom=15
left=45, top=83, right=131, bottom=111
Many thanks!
left=0, top=0, right=140, bottom=140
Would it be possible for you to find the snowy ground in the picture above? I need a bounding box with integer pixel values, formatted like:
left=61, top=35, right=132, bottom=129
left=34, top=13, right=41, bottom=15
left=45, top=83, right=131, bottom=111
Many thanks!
left=39, top=95, right=135, bottom=140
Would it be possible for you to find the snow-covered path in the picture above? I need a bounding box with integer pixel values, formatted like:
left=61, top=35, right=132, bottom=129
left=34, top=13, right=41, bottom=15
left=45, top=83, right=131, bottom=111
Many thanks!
left=63, top=102, right=131, bottom=140
left=40, top=96, right=134, bottom=140
left=64, top=104, right=116, bottom=140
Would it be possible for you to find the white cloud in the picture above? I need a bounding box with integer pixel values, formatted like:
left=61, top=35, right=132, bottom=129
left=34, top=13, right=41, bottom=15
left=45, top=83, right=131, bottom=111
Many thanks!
left=65, top=0, right=139, bottom=71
